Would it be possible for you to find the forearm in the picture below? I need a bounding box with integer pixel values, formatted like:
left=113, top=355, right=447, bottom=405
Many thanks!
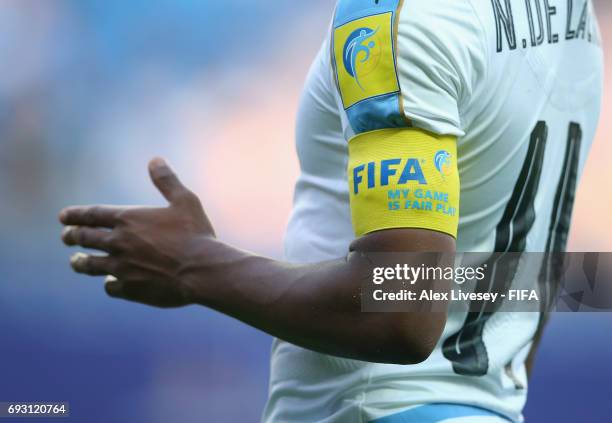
left=181, top=238, right=447, bottom=364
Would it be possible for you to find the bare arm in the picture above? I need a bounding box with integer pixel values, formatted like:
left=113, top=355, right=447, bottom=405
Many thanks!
left=60, top=158, right=452, bottom=365
left=525, top=313, right=549, bottom=378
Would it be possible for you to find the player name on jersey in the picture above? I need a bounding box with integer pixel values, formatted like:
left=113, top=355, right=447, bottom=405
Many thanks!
left=492, top=0, right=598, bottom=52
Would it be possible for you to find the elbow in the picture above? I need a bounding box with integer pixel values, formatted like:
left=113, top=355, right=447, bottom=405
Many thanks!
left=382, top=313, right=446, bottom=365
left=390, top=336, right=438, bottom=365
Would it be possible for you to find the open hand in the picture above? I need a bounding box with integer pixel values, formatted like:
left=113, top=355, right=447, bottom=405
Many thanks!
left=60, top=158, right=215, bottom=307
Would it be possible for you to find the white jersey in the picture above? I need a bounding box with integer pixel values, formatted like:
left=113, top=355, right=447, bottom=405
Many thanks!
left=264, top=1, right=603, bottom=422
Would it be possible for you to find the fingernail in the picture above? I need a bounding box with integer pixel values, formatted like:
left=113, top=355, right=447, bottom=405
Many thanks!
left=105, top=280, right=123, bottom=297
left=70, top=252, right=87, bottom=266
left=150, top=157, right=166, bottom=169
left=61, top=226, right=72, bottom=242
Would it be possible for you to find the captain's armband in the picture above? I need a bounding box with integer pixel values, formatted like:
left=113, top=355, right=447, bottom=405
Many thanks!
left=348, top=128, right=460, bottom=238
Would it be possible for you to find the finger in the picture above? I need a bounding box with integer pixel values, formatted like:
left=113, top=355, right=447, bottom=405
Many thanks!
left=148, top=157, right=192, bottom=205
left=59, top=205, right=122, bottom=228
left=62, top=226, right=115, bottom=252
left=105, top=276, right=126, bottom=298
left=70, top=252, right=116, bottom=276
left=104, top=278, right=144, bottom=303
left=104, top=278, right=186, bottom=308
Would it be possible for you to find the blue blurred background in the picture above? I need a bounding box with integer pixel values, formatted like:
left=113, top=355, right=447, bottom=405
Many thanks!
left=0, top=1, right=610, bottom=422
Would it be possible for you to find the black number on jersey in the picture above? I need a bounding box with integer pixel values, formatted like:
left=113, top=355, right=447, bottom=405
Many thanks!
left=538, top=123, right=583, bottom=337
left=442, top=121, right=582, bottom=378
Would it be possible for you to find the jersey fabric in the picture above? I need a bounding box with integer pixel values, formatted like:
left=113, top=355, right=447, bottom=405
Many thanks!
left=263, top=1, right=603, bottom=422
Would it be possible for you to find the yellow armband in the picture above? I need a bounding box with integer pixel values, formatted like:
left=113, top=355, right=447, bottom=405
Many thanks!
left=348, top=128, right=460, bottom=238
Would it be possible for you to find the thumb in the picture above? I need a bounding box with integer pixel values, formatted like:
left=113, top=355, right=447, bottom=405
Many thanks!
left=148, top=157, right=192, bottom=204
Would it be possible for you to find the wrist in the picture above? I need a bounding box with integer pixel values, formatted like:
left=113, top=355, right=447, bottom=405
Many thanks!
left=176, top=235, right=243, bottom=306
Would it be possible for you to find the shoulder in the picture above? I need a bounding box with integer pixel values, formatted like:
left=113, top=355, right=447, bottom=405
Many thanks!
left=330, top=0, right=487, bottom=137
left=396, top=0, right=486, bottom=56
left=395, top=0, right=488, bottom=134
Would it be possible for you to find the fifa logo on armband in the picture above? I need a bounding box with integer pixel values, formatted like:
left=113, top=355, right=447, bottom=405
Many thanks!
left=434, top=150, right=453, bottom=177
left=353, top=159, right=427, bottom=195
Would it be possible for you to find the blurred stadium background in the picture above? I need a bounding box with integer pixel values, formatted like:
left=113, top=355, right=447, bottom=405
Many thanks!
left=0, top=1, right=610, bottom=421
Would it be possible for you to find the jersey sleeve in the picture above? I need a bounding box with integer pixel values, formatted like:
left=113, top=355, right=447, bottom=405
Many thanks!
left=331, top=0, right=486, bottom=238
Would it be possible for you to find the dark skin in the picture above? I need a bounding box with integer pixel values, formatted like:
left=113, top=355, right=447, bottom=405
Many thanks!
left=60, top=157, right=455, bottom=365
left=525, top=313, right=549, bottom=378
